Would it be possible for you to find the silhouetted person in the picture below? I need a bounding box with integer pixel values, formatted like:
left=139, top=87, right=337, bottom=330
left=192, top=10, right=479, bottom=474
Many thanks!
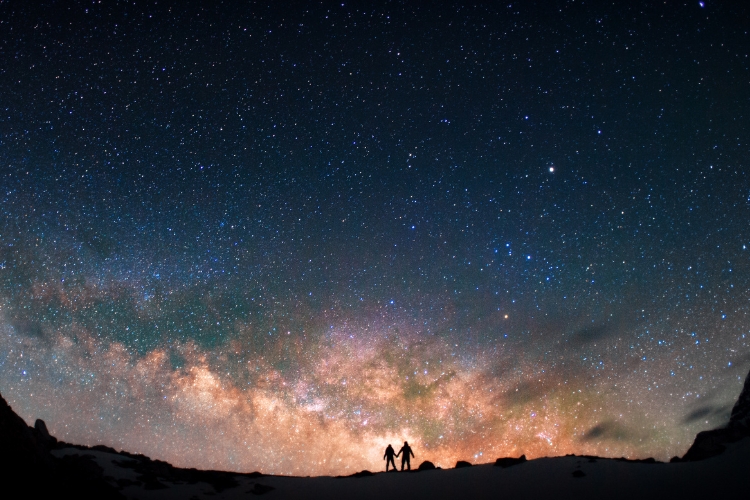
left=397, top=441, right=415, bottom=471
left=384, top=444, right=397, bottom=471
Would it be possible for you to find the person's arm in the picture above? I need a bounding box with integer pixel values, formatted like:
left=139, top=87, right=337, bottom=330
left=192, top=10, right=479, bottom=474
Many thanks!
left=411, top=449, right=415, bottom=458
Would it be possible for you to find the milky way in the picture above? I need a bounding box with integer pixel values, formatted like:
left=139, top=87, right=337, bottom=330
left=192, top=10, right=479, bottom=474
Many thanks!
left=1, top=1, right=749, bottom=475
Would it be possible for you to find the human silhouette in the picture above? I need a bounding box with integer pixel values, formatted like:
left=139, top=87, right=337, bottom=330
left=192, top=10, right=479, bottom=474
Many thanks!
left=397, top=441, right=415, bottom=471
left=383, top=444, right=397, bottom=471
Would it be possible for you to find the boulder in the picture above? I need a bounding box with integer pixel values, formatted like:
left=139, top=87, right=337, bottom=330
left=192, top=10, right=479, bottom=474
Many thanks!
left=34, top=419, right=51, bottom=438
left=34, top=418, right=58, bottom=448
left=347, top=470, right=374, bottom=478
left=455, top=460, right=472, bottom=468
left=417, top=460, right=436, bottom=471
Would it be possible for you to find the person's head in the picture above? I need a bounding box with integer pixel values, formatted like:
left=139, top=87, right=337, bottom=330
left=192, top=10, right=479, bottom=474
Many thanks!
left=404, top=441, right=408, bottom=446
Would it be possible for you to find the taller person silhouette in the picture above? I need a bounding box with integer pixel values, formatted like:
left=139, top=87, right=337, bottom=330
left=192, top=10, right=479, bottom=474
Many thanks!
left=397, top=441, right=415, bottom=471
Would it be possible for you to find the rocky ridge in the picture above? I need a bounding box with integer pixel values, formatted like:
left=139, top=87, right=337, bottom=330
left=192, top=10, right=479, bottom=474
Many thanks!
left=680, top=368, right=750, bottom=461
left=0, top=393, right=123, bottom=498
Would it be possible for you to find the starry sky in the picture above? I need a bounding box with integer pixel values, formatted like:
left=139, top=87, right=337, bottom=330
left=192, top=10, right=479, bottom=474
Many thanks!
left=1, top=0, right=749, bottom=476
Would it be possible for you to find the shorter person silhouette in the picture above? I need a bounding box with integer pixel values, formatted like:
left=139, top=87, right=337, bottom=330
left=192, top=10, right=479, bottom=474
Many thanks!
left=383, top=444, right=397, bottom=471
left=397, top=441, right=415, bottom=471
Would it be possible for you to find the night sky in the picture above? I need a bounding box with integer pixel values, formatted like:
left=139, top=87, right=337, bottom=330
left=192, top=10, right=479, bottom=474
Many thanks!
left=1, top=1, right=749, bottom=476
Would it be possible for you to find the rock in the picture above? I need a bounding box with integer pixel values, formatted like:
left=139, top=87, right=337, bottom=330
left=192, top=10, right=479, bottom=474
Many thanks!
left=348, top=470, right=374, bottom=478
left=494, top=455, right=527, bottom=468
left=681, top=368, right=750, bottom=461
left=34, top=419, right=51, bottom=439
left=34, top=418, right=58, bottom=448
left=455, top=460, right=472, bottom=468
left=417, top=460, right=436, bottom=470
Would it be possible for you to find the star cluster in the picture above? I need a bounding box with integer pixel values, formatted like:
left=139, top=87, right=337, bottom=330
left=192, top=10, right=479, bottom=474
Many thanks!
left=1, top=1, right=749, bottom=475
